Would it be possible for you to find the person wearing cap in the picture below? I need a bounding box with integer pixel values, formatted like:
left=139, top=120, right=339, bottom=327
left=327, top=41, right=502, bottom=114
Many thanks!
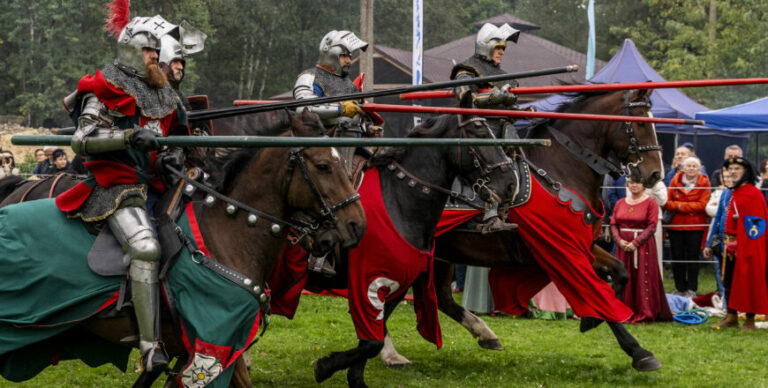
left=56, top=9, right=198, bottom=371
left=712, top=157, right=768, bottom=331
left=449, top=22, right=521, bottom=234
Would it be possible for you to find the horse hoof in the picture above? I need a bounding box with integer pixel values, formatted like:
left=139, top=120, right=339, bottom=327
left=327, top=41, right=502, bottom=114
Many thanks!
left=382, top=354, right=412, bottom=369
left=579, top=317, right=603, bottom=333
left=632, top=355, right=662, bottom=372
left=314, top=357, right=334, bottom=383
left=478, top=338, right=504, bottom=350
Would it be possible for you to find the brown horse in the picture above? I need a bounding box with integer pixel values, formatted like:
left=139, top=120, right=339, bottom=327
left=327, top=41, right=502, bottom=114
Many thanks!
left=0, top=110, right=366, bottom=387
left=379, top=89, right=664, bottom=372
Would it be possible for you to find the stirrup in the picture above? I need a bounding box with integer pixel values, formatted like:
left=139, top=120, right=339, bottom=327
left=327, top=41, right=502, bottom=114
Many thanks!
left=308, top=253, right=337, bottom=277
left=141, top=341, right=170, bottom=372
left=478, top=217, right=518, bottom=234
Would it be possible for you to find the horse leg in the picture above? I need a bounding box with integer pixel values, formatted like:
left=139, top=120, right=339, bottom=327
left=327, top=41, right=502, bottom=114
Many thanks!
left=591, top=243, right=628, bottom=299
left=581, top=244, right=629, bottom=333
left=380, top=332, right=411, bottom=368
left=314, top=339, right=383, bottom=387
left=606, top=322, right=662, bottom=372
left=434, top=261, right=502, bottom=350
left=132, top=370, right=164, bottom=388
left=378, top=291, right=412, bottom=367
left=229, top=354, right=253, bottom=388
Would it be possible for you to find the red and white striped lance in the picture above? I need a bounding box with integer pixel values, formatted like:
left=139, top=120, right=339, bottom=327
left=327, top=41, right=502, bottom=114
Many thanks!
left=361, top=103, right=705, bottom=125
left=399, top=78, right=768, bottom=101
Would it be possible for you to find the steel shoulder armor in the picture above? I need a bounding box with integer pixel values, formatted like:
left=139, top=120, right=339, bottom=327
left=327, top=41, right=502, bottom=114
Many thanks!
left=293, top=71, right=342, bottom=120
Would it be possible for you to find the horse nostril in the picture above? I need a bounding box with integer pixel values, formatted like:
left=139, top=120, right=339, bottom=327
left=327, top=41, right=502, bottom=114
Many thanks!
left=348, top=221, right=365, bottom=240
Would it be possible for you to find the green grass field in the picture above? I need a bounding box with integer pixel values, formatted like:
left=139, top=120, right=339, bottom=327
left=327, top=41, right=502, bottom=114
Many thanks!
left=3, top=267, right=767, bottom=387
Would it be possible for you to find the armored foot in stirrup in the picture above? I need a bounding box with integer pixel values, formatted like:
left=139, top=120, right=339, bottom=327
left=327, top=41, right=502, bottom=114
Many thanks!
left=308, top=253, right=337, bottom=277
left=478, top=216, right=518, bottom=234
left=140, top=340, right=170, bottom=372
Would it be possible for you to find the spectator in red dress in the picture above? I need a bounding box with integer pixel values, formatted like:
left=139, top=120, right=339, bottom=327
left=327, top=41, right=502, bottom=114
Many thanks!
left=611, top=177, right=672, bottom=322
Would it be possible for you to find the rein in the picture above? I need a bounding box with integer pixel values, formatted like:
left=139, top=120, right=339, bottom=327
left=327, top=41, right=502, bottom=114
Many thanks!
left=384, top=116, right=514, bottom=208
left=285, top=147, right=361, bottom=229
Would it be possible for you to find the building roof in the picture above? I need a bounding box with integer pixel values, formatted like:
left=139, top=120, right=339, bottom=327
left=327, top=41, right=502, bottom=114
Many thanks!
left=473, top=13, right=540, bottom=32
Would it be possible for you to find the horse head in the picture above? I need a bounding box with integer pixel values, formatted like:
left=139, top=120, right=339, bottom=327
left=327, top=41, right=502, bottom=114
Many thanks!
left=403, top=115, right=517, bottom=205
left=285, top=110, right=366, bottom=253
left=561, top=89, right=663, bottom=189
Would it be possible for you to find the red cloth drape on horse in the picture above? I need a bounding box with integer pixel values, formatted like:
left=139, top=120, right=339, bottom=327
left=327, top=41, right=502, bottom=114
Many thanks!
left=269, top=169, right=441, bottom=347
left=489, top=175, right=633, bottom=322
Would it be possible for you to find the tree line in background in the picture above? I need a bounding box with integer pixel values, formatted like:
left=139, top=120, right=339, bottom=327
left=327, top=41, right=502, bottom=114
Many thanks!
left=1, top=0, right=766, bottom=127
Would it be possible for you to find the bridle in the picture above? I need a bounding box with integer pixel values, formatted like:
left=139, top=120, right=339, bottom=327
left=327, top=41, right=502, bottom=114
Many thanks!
left=164, top=146, right=360, bottom=245
left=457, top=116, right=515, bottom=200
left=386, top=116, right=514, bottom=207
left=284, top=146, right=361, bottom=235
left=618, top=90, right=662, bottom=175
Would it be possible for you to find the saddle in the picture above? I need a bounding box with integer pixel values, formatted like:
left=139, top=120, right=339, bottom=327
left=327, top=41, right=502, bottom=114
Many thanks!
left=86, top=168, right=206, bottom=277
left=445, top=153, right=532, bottom=211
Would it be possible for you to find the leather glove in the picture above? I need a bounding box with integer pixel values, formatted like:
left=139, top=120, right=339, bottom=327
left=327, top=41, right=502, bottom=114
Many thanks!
left=130, top=128, right=159, bottom=152
left=340, top=100, right=364, bottom=118
left=726, top=241, right=738, bottom=255
left=156, top=148, right=185, bottom=174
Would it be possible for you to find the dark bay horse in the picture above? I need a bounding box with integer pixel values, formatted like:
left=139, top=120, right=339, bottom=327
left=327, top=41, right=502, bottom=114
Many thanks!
left=380, top=89, right=664, bottom=372
left=0, top=111, right=366, bottom=388
left=310, top=114, right=519, bottom=388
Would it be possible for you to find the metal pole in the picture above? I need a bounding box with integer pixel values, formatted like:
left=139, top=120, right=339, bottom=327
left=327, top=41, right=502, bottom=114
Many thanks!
left=187, top=65, right=579, bottom=121
left=11, top=135, right=551, bottom=148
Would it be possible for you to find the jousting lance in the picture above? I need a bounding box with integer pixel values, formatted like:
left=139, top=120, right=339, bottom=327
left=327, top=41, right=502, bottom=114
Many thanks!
left=187, top=65, right=579, bottom=121
left=11, top=135, right=551, bottom=148
left=399, top=77, right=768, bottom=100
left=360, top=103, right=705, bottom=126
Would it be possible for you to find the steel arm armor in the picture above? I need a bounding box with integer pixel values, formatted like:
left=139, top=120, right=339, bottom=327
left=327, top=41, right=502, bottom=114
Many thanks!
left=71, top=93, right=131, bottom=155
left=293, top=72, right=343, bottom=120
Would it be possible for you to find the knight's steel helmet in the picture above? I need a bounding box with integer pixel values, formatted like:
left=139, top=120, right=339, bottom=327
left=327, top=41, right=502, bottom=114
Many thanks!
left=475, top=23, right=521, bottom=61
left=159, top=20, right=207, bottom=69
left=116, top=15, right=177, bottom=77
left=317, top=30, right=368, bottom=76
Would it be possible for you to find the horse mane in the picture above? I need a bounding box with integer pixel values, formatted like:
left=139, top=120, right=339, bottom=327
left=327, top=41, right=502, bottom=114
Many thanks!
left=0, top=175, right=26, bottom=203
left=216, top=148, right=266, bottom=194
left=369, top=115, right=454, bottom=167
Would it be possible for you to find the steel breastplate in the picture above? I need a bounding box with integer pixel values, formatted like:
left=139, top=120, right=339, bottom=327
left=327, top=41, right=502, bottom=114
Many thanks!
left=101, top=64, right=178, bottom=119
left=450, top=55, right=505, bottom=86
left=311, top=67, right=359, bottom=97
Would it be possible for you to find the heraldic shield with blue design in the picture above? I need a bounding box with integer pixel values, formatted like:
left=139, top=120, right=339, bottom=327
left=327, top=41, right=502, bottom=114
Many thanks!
left=744, top=216, right=767, bottom=240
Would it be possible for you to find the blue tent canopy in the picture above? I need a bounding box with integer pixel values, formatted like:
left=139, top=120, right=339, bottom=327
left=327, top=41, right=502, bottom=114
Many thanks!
left=524, top=39, right=709, bottom=134
left=695, top=97, right=768, bottom=132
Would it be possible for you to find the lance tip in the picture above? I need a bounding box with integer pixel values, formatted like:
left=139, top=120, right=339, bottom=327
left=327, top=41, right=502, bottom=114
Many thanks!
left=568, top=65, right=580, bottom=72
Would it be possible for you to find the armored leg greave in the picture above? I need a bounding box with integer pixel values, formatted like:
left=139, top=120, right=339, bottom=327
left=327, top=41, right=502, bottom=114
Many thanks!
left=108, top=207, right=168, bottom=371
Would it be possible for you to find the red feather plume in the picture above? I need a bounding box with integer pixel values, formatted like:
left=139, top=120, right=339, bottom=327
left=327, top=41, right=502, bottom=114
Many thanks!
left=104, top=0, right=131, bottom=39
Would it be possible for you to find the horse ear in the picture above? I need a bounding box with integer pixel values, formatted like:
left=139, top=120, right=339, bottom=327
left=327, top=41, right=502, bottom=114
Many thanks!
left=636, top=88, right=653, bottom=99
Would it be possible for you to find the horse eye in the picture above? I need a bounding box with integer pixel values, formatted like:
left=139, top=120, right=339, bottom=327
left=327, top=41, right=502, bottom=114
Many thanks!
left=315, top=164, right=331, bottom=172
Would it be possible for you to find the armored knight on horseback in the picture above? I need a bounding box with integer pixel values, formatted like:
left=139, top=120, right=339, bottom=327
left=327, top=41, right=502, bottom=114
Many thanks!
left=293, top=30, right=383, bottom=276
left=159, top=21, right=207, bottom=110
left=56, top=10, right=203, bottom=372
left=451, top=23, right=521, bottom=233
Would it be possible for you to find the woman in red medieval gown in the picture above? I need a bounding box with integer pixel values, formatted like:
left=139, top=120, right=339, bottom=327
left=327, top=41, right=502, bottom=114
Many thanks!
left=611, top=177, right=672, bottom=323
